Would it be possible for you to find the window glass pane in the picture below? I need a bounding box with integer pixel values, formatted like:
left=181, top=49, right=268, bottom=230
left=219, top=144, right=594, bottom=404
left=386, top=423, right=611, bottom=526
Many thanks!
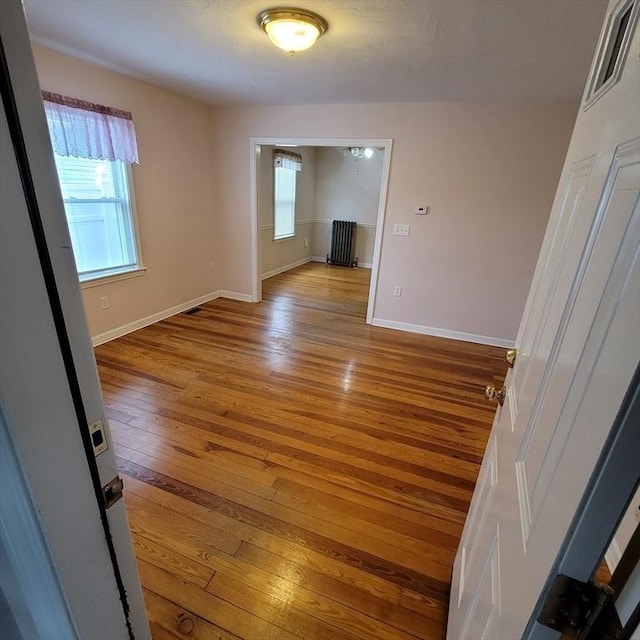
left=274, top=167, right=296, bottom=239
left=52, top=155, right=138, bottom=278
left=64, top=202, right=135, bottom=274
left=53, top=156, right=117, bottom=199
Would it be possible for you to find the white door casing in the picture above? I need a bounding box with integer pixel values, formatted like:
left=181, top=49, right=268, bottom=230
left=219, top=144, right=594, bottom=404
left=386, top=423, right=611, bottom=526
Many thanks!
left=249, top=136, right=393, bottom=324
left=447, top=1, right=640, bottom=638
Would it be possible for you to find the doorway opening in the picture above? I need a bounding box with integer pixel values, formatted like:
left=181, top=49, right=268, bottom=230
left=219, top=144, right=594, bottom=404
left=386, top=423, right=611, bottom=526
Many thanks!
left=250, top=138, right=393, bottom=324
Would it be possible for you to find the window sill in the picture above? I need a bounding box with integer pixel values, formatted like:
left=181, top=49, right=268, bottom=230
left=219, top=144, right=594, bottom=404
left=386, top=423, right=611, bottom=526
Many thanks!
left=273, top=234, right=296, bottom=243
left=80, top=266, right=146, bottom=289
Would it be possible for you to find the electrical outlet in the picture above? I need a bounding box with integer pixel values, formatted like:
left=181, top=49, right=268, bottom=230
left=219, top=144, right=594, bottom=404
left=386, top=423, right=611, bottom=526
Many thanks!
left=100, top=296, right=109, bottom=310
left=304, top=238, right=310, bottom=248
left=393, top=285, right=402, bottom=297
left=393, top=224, right=410, bottom=236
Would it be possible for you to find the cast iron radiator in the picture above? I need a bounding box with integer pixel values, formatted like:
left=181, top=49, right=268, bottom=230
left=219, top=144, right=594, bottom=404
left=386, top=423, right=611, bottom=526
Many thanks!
left=326, top=220, right=358, bottom=267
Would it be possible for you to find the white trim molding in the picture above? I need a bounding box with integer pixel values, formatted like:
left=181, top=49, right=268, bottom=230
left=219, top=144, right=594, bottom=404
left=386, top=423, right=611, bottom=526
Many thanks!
left=80, top=266, right=146, bottom=289
left=262, top=257, right=312, bottom=280
left=91, top=289, right=257, bottom=345
left=91, top=290, right=222, bottom=346
left=220, top=290, right=253, bottom=303
left=370, top=317, right=515, bottom=348
left=92, top=289, right=255, bottom=346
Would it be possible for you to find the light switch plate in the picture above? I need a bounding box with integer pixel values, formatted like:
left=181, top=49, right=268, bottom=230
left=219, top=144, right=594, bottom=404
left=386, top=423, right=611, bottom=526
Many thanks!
left=393, top=224, right=410, bottom=236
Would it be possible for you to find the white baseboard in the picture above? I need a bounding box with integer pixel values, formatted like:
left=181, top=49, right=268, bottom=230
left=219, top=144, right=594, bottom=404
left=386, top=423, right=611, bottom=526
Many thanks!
left=370, top=317, right=515, bottom=348
left=92, top=290, right=222, bottom=346
left=261, top=257, right=311, bottom=280
left=310, top=256, right=372, bottom=268
left=220, top=290, right=253, bottom=303
left=605, top=537, right=622, bottom=573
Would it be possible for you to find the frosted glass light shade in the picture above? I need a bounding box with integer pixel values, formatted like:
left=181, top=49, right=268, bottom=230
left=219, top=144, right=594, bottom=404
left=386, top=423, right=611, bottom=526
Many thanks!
left=265, top=19, right=319, bottom=52
left=258, top=8, right=328, bottom=53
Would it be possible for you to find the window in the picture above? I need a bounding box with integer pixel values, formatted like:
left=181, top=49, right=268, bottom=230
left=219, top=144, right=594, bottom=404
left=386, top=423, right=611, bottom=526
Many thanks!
left=272, top=148, right=302, bottom=240
left=53, top=155, right=139, bottom=280
left=42, top=91, right=142, bottom=282
left=274, top=166, right=297, bottom=239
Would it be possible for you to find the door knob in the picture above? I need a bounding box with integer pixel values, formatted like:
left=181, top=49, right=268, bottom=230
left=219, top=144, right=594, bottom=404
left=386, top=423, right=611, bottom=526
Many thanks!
left=505, top=349, right=517, bottom=368
left=485, top=385, right=506, bottom=406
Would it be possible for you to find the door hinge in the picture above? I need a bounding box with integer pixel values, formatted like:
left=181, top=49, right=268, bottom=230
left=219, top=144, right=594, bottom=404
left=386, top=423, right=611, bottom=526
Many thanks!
left=538, top=574, right=622, bottom=639
left=102, top=475, right=124, bottom=509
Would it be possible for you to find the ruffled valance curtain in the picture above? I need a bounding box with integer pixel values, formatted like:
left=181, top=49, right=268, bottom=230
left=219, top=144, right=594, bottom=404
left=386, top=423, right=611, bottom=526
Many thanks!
left=274, top=148, right=302, bottom=171
left=42, top=91, right=139, bottom=164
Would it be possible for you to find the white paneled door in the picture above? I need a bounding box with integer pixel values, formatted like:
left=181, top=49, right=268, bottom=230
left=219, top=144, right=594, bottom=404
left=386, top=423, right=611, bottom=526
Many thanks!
left=447, top=1, right=640, bottom=638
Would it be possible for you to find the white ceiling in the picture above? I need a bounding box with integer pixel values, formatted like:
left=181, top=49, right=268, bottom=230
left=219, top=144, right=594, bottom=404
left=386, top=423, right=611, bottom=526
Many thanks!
left=23, top=0, right=607, bottom=106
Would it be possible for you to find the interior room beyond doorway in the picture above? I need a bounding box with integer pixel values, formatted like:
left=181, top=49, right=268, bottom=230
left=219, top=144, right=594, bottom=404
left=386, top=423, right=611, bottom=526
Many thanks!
left=252, top=138, right=392, bottom=320
left=258, top=143, right=384, bottom=315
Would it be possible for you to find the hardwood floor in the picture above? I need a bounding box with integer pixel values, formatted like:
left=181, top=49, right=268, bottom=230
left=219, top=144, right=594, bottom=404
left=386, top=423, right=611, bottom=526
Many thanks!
left=96, top=263, right=507, bottom=640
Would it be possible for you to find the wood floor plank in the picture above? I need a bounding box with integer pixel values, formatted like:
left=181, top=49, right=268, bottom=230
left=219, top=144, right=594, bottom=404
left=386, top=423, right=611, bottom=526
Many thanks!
left=144, top=589, right=241, bottom=640
left=235, top=542, right=445, bottom=636
left=148, top=621, right=182, bottom=640
left=265, top=450, right=466, bottom=523
left=111, top=417, right=276, bottom=483
left=201, top=546, right=432, bottom=640
left=119, top=457, right=453, bottom=594
left=105, top=374, right=483, bottom=484
left=131, top=533, right=214, bottom=589
left=139, top=561, right=300, bottom=640
left=267, top=466, right=464, bottom=538
left=124, top=489, right=242, bottom=558
left=269, top=482, right=456, bottom=564
left=111, top=419, right=277, bottom=498
left=205, top=573, right=363, bottom=640
left=400, top=588, right=449, bottom=624
left=271, top=477, right=459, bottom=552
left=235, top=535, right=404, bottom=605
left=94, top=263, right=506, bottom=640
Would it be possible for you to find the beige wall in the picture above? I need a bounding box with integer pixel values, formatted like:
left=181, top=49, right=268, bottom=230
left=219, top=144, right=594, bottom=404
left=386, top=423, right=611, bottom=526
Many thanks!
left=211, top=102, right=576, bottom=343
left=259, top=146, right=314, bottom=277
left=32, top=43, right=577, bottom=345
left=32, top=44, right=218, bottom=340
left=313, top=147, right=383, bottom=265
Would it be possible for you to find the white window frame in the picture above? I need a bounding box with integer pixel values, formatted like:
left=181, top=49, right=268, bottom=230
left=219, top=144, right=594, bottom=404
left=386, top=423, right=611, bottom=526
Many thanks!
left=52, top=156, right=145, bottom=286
left=273, top=165, right=297, bottom=241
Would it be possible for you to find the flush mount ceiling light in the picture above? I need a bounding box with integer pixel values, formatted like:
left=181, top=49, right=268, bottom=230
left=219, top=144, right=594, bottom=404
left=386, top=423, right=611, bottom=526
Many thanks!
left=257, top=7, right=328, bottom=53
